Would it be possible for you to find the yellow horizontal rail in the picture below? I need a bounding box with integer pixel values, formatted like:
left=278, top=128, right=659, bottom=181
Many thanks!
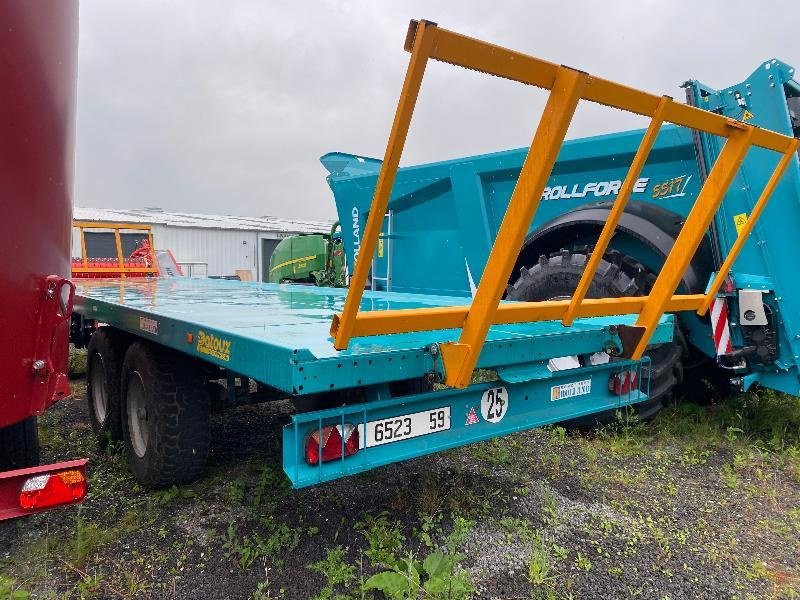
left=331, top=294, right=707, bottom=339
left=425, top=24, right=793, bottom=154
left=331, top=19, right=799, bottom=388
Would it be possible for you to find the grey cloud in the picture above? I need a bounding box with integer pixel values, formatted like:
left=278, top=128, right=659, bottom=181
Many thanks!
left=76, top=0, right=799, bottom=220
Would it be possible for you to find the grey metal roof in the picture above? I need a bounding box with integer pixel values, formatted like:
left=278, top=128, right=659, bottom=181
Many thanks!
left=73, top=206, right=333, bottom=234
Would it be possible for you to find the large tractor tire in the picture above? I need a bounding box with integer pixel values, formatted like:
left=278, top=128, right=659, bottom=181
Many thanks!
left=0, top=416, right=40, bottom=471
left=121, top=342, right=210, bottom=488
left=506, top=250, right=685, bottom=423
left=86, top=327, right=128, bottom=448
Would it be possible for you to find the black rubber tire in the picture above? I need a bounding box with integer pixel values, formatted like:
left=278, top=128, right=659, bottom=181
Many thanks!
left=86, top=327, right=128, bottom=448
left=121, top=341, right=211, bottom=488
left=207, top=381, right=228, bottom=413
left=0, top=416, right=40, bottom=471
left=506, top=250, right=685, bottom=424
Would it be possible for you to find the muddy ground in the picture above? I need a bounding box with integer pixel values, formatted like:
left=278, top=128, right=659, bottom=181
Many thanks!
left=1, top=376, right=799, bottom=600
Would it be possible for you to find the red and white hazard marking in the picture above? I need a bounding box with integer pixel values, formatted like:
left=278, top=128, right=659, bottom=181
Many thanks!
left=710, top=297, right=733, bottom=356
left=465, top=407, right=479, bottom=426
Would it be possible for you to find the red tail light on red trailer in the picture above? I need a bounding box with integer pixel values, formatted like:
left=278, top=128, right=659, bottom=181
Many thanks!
left=0, top=459, right=88, bottom=521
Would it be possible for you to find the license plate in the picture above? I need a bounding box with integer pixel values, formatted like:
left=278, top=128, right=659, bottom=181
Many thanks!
left=359, top=407, right=451, bottom=448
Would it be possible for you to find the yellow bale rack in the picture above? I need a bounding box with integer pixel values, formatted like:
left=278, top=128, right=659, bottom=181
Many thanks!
left=331, top=20, right=799, bottom=389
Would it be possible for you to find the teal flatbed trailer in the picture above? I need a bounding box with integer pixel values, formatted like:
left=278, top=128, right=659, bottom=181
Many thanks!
left=71, top=20, right=799, bottom=491
left=74, top=277, right=672, bottom=487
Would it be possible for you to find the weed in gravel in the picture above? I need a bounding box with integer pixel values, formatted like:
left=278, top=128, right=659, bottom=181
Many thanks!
left=527, top=531, right=556, bottom=586
left=574, top=552, right=592, bottom=572
left=481, top=438, right=511, bottom=467
left=739, top=559, right=772, bottom=581
left=222, top=517, right=302, bottom=571
left=540, top=486, right=559, bottom=526
left=415, top=513, right=442, bottom=550
left=787, top=447, right=800, bottom=484
left=223, top=477, right=247, bottom=505
left=150, top=484, right=197, bottom=507
left=355, top=512, right=405, bottom=567
left=721, top=464, right=740, bottom=489
left=251, top=464, right=291, bottom=510
left=73, top=569, right=104, bottom=599
left=68, top=509, right=115, bottom=568
left=251, top=559, right=285, bottom=600
left=500, top=516, right=534, bottom=542
left=594, top=416, right=648, bottom=458
left=0, top=576, right=30, bottom=599
left=657, top=387, right=800, bottom=451
left=309, top=546, right=355, bottom=600
left=363, top=516, right=474, bottom=600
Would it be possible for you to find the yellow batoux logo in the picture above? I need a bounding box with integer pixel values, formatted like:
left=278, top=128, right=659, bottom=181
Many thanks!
left=197, top=330, right=231, bottom=362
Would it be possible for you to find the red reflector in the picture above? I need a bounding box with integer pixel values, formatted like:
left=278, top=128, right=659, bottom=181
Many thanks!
left=609, top=370, right=638, bottom=395
left=305, top=423, right=359, bottom=464
left=19, top=469, right=87, bottom=511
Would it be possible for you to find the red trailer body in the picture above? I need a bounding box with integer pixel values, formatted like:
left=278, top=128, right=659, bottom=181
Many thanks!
left=0, top=2, right=78, bottom=431
left=0, top=0, right=86, bottom=516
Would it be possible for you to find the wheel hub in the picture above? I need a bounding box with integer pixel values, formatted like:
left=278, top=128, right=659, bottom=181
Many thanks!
left=90, top=353, right=108, bottom=424
left=127, top=372, right=149, bottom=458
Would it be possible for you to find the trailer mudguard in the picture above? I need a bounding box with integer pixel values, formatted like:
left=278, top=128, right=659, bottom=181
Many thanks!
left=515, top=201, right=715, bottom=295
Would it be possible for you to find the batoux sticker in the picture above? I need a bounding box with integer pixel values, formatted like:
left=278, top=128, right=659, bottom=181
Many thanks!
left=480, top=387, right=507, bottom=423
left=197, top=330, right=231, bottom=362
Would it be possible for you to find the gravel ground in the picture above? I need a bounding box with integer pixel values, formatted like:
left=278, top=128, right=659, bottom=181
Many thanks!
left=1, top=377, right=799, bottom=599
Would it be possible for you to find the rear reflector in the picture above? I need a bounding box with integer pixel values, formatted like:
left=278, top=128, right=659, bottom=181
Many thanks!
left=306, top=423, right=359, bottom=464
left=609, top=369, right=638, bottom=396
left=19, top=469, right=87, bottom=511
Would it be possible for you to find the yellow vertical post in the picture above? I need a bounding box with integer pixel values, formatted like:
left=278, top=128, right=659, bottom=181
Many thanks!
left=79, top=227, right=88, bottom=268
left=562, top=96, right=671, bottom=326
left=630, top=125, right=755, bottom=358
left=113, top=228, right=125, bottom=279
left=697, top=138, right=800, bottom=315
left=440, top=67, right=588, bottom=388
left=332, top=20, right=436, bottom=350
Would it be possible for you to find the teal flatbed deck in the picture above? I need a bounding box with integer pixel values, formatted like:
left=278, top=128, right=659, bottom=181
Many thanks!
left=73, top=277, right=673, bottom=396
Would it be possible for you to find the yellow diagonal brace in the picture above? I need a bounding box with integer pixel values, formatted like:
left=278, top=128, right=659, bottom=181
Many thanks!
left=698, top=137, right=800, bottom=315
left=562, top=95, right=671, bottom=326
left=440, top=67, right=588, bottom=388
left=332, top=20, right=437, bottom=350
left=630, top=125, right=756, bottom=358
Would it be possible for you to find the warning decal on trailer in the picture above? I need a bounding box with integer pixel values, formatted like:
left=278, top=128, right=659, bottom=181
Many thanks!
left=465, top=407, right=480, bottom=426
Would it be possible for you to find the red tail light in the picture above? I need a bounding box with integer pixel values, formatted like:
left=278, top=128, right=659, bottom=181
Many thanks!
left=305, top=423, right=359, bottom=464
left=19, top=469, right=87, bottom=511
left=609, top=370, right=638, bottom=395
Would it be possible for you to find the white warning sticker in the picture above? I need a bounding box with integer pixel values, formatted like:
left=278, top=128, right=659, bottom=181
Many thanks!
left=550, top=379, right=592, bottom=401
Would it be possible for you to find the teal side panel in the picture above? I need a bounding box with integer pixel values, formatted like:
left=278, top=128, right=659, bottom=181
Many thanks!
left=689, top=59, right=800, bottom=391
left=327, top=126, right=701, bottom=298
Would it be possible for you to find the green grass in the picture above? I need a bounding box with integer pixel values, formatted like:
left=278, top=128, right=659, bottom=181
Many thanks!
left=68, top=347, right=87, bottom=377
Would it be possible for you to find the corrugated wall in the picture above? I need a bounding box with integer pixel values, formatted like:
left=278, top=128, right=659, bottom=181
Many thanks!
left=153, top=226, right=259, bottom=278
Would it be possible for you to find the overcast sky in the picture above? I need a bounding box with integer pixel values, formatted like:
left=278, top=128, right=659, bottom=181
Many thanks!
left=75, top=0, right=799, bottom=221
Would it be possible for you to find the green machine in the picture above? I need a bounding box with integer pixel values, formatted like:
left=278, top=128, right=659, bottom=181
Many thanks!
left=268, top=222, right=346, bottom=287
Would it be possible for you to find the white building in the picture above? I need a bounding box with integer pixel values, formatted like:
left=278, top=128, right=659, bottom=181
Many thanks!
left=73, top=207, right=333, bottom=281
